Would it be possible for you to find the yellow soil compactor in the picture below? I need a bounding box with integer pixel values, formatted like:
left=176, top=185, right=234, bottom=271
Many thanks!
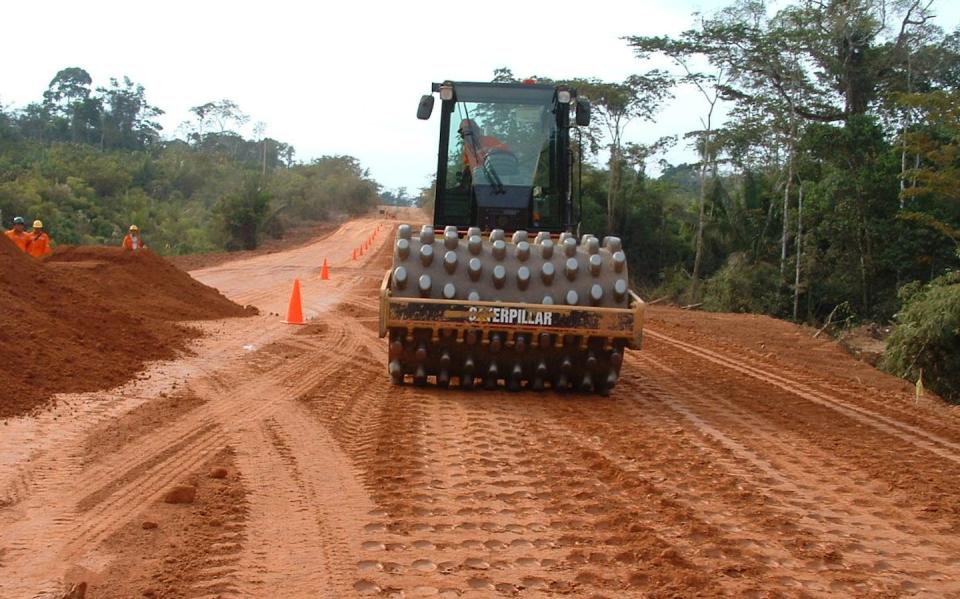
left=379, top=80, right=644, bottom=394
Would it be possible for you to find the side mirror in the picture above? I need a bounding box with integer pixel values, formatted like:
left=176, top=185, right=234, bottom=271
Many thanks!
left=575, top=98, right=591, bottom=126
left=417, top=95, right=435, bottom=120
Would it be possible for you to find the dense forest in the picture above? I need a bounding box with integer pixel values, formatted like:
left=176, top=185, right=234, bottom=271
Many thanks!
left=0, top=68, right=381, bottom=253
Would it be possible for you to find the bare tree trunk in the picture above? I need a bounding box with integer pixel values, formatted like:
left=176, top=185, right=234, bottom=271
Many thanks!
left=690, top=107, right=715, bottom=299
left=262, top=139, right=267, bottom=177
left=606, top=136, right=621, bottom=233
left=900, top=138, right=908, bottom=204
left=781, top=120, right=797, bottom=277
left=780, top=152, right=792, bottom=276
left=606, top=151, right=617, bottom=233
left=793, top=181, right=804, bottom=321
left=757, top=174, right=780, bottom=261
left=856, top=205, right=870, bottom=311
left=900, top=52, right=913, bottom=209
left=780, top=112, right=797, bottom=278
left=691, top=148, right=709, bottom=298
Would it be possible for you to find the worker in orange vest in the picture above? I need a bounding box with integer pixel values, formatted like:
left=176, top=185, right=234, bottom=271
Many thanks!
left=459, top=118, right=512, bottom=171
left=122, top=224, right=147, bottom=250
left=27, top=220, right=52, bottom=258
left=4, top=216, right=31, bottom=252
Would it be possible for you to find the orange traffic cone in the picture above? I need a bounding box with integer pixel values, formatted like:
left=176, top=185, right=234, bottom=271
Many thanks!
left=283, top=279, right=306, bottom=324
left=320, top=258, right=330, bottom=280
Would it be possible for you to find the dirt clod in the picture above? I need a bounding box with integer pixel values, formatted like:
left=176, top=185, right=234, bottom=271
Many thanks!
left=141, top=521, right=158, bottom=530
left=162, top=485, right=197, bottom=505
left=209, top=467, right=229, bottom=479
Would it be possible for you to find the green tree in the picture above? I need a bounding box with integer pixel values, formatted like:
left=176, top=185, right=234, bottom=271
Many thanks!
left=97, top=77, right=164, bottom=150
left=628, top=25, right=735, bottom=300
left=42, top=67, right=101, bottom=144
left=569, top=75, right=673, bottom=233
left=214, top=177, right=272, bottom=250
left=899, top=89, right=960, bottom=204
left=1, top=66, right=382, bottom=255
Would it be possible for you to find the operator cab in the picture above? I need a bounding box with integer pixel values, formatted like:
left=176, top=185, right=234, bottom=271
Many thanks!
left=418, top=81, right=590, bottom=234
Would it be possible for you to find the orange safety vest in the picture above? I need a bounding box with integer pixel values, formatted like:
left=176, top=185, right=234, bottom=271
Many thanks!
left=27, top=232, right=51, bottom=258
left=5, top=229, right=31, bottom=252
left=122, top=234, right=145, bottom=250
left=463, top=135, right=511, bottom=170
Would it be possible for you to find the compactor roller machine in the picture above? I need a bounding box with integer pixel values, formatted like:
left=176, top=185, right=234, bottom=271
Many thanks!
left=379, top=80, right=644, bottom=394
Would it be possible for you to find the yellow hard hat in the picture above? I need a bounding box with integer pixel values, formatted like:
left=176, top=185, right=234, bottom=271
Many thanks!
left=129, top=224, right=139, bottom=232
left=33, top=220, right=43, bottom=229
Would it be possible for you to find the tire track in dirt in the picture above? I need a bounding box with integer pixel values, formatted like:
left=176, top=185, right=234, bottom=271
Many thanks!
left=610, top=366, right=957, bottom=594
left=79, top=448, right=249, bottom=599
left=1, top=215, right=397, bottom=597
left=316, top=357, right=740, bottom=598
left=184, top=488, right=249, bottom=599
left=633, top=345, right=960, bottom=543
left=346, top=389, right=584, bottom=597
left=523, top=402, right=782, bottom=596
left=645, top=328, right=960, bottom=464
left=0, top=317, right=278, bottom=514
left=646, top=314, right=960, bottom=445
left=230, top=414, right=361, bottom=597
left=76, top=317, right=371, bottom=599
left=0, top=318, right=361, bottom=597
left=280, top=242, right=960, bottom=597
left=638, top=335, right=960, bottom=533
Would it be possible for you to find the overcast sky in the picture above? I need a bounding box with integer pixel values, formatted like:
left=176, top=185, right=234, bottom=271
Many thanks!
left=2, top=0, right=958, bottom=192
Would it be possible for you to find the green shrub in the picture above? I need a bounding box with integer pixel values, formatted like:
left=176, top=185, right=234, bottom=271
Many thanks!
left=703, top=253, right=780, bottom=314
left=882, top=272, right=960, bottom=402
left=652, top=266, right=692, bottom=304
left=214, top=178, right=271, bottom=251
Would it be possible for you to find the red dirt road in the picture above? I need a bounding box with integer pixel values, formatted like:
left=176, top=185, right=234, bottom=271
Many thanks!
left=1, top=212, right=959, bottom=598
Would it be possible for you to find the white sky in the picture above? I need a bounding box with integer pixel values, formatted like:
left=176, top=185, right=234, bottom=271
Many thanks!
left=2, top=0, right=958, bottom=192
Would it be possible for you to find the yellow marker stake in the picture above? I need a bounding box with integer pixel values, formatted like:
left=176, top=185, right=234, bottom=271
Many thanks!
left=916, top=368, right=925, bottom=401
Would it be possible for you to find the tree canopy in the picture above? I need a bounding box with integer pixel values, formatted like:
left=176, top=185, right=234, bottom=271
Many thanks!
left=0, top=67, right=381, bottom=253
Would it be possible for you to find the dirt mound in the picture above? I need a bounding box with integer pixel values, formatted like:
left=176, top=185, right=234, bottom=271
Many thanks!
left=0, top=238, right=255, bottom=419
left=46, top=246, right=254, bottom=320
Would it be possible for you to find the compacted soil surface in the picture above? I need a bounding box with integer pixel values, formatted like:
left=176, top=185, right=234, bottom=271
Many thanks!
left=1, top=209, right=959, bottom=598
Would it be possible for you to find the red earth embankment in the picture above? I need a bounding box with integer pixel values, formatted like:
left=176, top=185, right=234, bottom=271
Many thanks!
left=0, top=239, right=255, bottom=418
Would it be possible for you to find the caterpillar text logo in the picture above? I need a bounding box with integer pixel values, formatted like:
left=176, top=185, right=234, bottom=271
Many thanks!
left=468, top=307, right=554, bottom=326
